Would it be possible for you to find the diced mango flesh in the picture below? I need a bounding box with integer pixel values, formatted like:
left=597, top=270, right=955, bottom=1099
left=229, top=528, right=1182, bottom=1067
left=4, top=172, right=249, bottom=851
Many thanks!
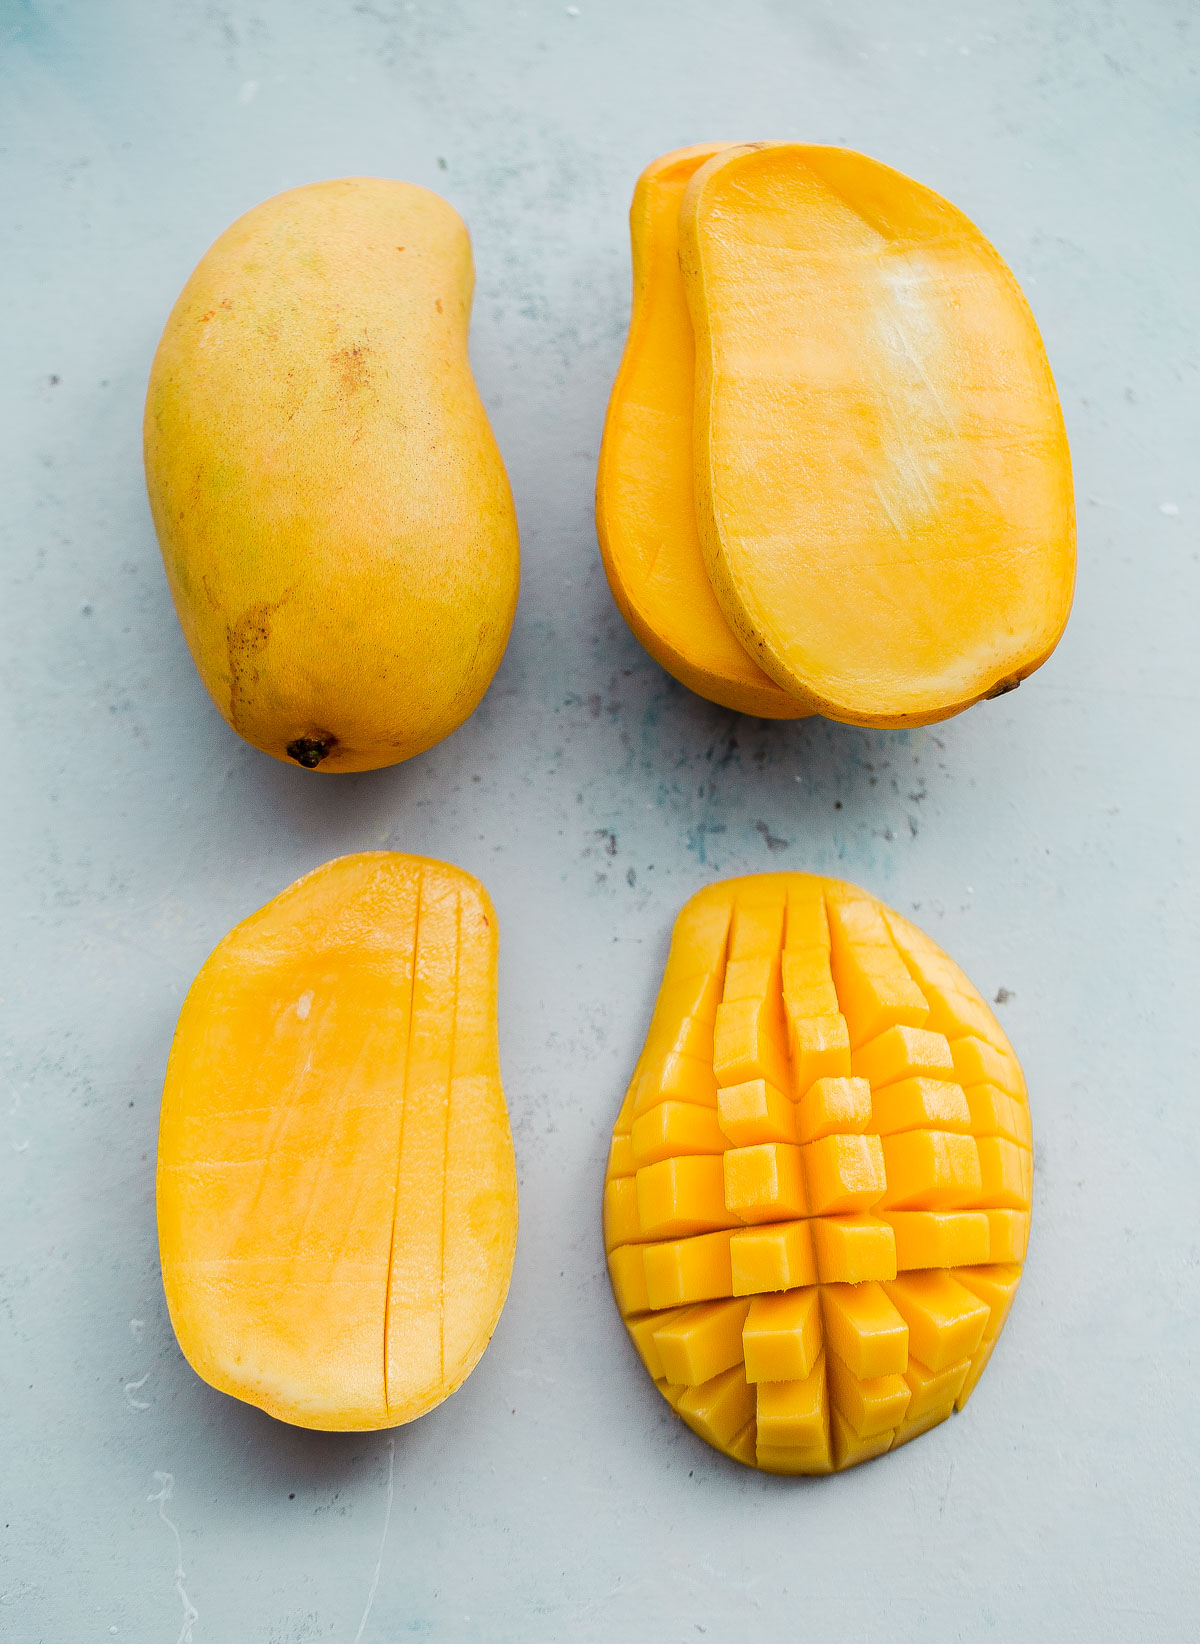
left=820, top=1282, right=908, bottom=1378
left=796, top=1075, right=872, bottom=1144
left=730, top=1219, right=816, bottom=1295
left=631, top=1099, right=727, bottom=1166
left=743, top=1288, right=821, bottom=1382
left=852, top=1025, right=954, bottom=1088
left=653, top=1297, right=751, bottom=1386
left=724, top=1142, right=809, bottom=1222
left=606, top=873, right=1032, bottom=1472
left=717, top=1077, right=796, bottom=1146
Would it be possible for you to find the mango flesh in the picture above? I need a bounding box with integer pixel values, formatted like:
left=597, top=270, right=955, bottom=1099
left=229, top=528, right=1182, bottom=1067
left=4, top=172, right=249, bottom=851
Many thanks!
left=596, top=145, right=807, bottom=719
left=605, top=872, right=1031, bottom=1473
left=677, top=143, right=1075, bottom=727
left=144, top=178, right=519, bottom=772
left=157, top=852, right=518, bottom=1430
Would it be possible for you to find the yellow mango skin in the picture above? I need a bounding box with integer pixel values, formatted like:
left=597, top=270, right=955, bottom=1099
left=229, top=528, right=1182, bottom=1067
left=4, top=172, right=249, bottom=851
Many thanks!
left=680, top=144, right=1075, bottom=728
left=157, top=852, right=518, bottom=1431
left=145, top=179, right=519, bottom=772
left=596, top=147, right=807, bottom=720
left=606, top=872, right=1030, bottom=1473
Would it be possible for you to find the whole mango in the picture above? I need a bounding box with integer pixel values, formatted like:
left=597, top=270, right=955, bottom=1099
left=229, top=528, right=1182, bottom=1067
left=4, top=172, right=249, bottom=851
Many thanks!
left=144, top=178, right=519, bottom=772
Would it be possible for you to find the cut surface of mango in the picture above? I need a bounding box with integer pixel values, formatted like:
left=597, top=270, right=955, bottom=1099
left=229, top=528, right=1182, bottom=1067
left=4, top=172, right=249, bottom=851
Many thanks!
left=606, top=872, right=1030, bottom=1473
left=680, top=142, right=1075, bottom=726
left=158, top=852, right=518, bottom=1431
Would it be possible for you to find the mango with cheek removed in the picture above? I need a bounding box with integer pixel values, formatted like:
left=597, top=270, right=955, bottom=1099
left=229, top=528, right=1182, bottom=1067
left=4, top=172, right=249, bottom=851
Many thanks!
left=157, top=852, right=518, bottom=1430
left=145, top=178, right=519, bottom=772
left=605, top=873, right=1030, bottom=1473
left=599, top=143, right=1074, bottom=725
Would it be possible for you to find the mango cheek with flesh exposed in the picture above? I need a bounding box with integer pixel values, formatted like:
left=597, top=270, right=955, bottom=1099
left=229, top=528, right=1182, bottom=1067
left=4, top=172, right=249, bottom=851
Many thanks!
left=157, top=851, right=518, bottom=1432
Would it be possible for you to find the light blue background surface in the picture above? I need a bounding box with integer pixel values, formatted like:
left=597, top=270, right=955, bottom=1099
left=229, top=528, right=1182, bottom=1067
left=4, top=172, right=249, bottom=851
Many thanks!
left=2, top=2, right=1197, bottom=1639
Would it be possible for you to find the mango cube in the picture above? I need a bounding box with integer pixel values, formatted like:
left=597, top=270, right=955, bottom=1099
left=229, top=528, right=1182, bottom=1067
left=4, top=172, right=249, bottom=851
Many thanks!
left=756, top=1441, right=834, bottom=1476
left=877, top=1130, right=982, bottom=1211
left=884, top=1272, right=990, bottom=1371
left=730, top=1219, right=816, bottom=1294
left=756, top=1352, right=828, bottom=1448
left=625, top=1305, right=690, bottom=1381
left=971, top=1136, right=1031, bottom=1211
left=962, top=1083, right=1022, bottom=1143
left=904, top=1355, right=971, bottom=1421
left=723, top=1142, right=808, bottom=1222
left=642, top=1229, right=734, bottom=1309
left=723, top=955, right=779, bottom=1003
left=826, top=1351, right=912, bottom=1439
left=789, top=1013, right=852, bottom=1092
left=633, top=1048, right=718, bottom=1116
left=984, top=1209, right=1031, bottom=1263
left=950, top=1035, right=1026, bottom=1098
left=883, top=1210, right=991, bottom=1270
left=730, top=900, right=786, bottom=960
left=782, top=947, right=839, bottom=1016
left=717, top=1077, right=796, bottom=1147
left=742, top=1288, right=821, bottom=1382
left=631, top=1100, right=727, bottom=1167
left=796, top=1075, right=872, bottom=1144
left=891, top=1405, right=952, bottom=1449
left=636, top=1155, right=740, bottom=1238
left=831, top=1408, right=895, bottom=1470
left=607, top=1131, right=635, bottom=1179
left=852, top=1024, right=954, bottom=1087
left=870, top=1078, right=972, bottom=1137
left=608, top=1244, right=650, bottom=1316
left=785, top=893, right=830, bottom=950
left=714, top=995, right=790, bottom=1091
left=803, top=1132, right=887, bottom=1215
left=604, top=1176, right=644, bottom=1252
left=653, top=1298, right=751, bottom=1386
left=923, top=987, right=1010, bottom=1052
left=677, top=1364, right=755, bottom=1448
left=811, top=1214, right=897, bottom=1283
left=819, top=1282, right=908, bottom=1378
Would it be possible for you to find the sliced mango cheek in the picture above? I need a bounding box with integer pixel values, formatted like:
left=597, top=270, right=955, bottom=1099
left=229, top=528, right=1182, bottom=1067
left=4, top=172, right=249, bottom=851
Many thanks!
left=606, top=872, right=1031, bottom=1473
left=158, top=852, right=518, bottom=1432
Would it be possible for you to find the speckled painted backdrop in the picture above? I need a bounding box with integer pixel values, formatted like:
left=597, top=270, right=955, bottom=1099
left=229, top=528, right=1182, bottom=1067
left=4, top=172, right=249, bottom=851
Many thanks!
left=2, top=2, right=1197, bottom=1639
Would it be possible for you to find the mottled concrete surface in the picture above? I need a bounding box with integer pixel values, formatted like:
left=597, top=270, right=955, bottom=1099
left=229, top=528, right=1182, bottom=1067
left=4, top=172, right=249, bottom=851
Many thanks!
left=2, top=3, right=1197, bottom=1639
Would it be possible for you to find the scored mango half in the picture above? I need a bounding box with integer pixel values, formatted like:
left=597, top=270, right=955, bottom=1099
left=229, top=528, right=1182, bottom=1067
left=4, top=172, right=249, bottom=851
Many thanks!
left=157, top=852, right=518, bottom=1431
left=604, top=873, right=1031, bottom=1474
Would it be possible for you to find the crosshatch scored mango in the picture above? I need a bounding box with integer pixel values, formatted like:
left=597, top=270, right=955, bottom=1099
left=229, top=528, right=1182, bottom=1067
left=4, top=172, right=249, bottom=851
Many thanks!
left=604, top=873, right=1031, bottom=1474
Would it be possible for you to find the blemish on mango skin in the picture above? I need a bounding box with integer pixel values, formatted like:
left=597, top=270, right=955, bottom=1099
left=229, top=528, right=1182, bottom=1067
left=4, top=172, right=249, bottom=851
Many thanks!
left=331, top=344, right=371, bottom=395
left=225, top=595, right=289, bottom=732
left=983, top=677, right=1021, bottom=700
